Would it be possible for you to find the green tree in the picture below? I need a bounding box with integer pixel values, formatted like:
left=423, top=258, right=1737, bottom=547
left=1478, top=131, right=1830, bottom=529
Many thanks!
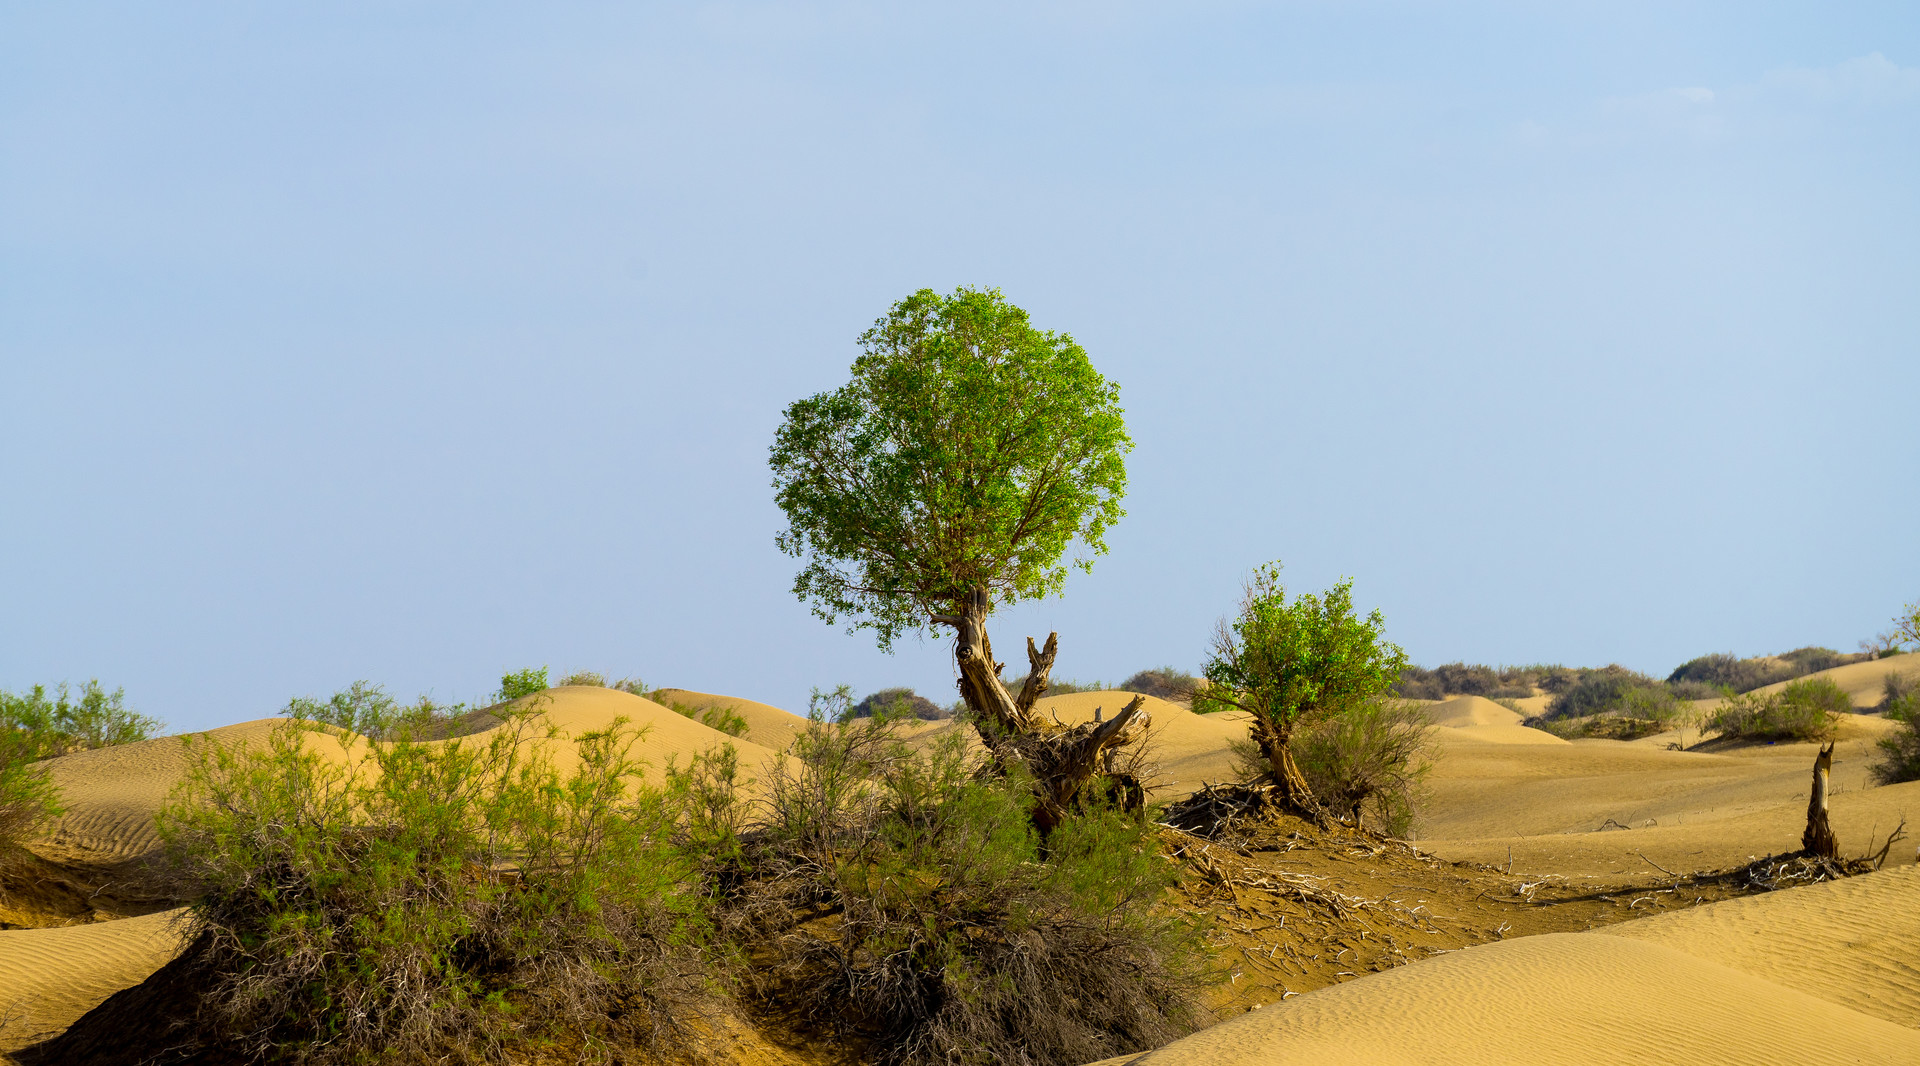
left=770, top=287, right=1141, bottom=828
left=1200, top=563, right=1409, bottom=815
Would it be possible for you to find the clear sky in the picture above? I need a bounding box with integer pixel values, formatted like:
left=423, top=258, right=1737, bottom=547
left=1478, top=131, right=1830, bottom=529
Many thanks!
left=4, top=3, right=1917, bottom=732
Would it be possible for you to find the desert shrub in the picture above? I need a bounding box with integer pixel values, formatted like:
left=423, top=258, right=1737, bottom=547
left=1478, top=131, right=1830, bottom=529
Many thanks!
left=1393, top=663, right=1542, bottom=701
left=1544, top=666, right=1666, bottom=719
left=283, top=681, right=500, bottom=742
left=1873, top=690, right=1920, bottom=785
left=1878, top=671, right=1914, bottom=712
left=0, top=681, right=163, bottom=759
left=1289, top=700, right=1433, bottom=836
left=558, top=670, right=607, bottom=687
left=1001, top=674, right=1108, bottom=698
left=159, top=696, right=714, bottom=1065
left=849, top=687, right=948, bottom=720
left=1779, top=676, right=1853, bottom=717
left=496, top=666, right=549, bottom=701
left=740, top=700, right=1205, bottom=1066
left=1120, top=667, right=1199, bottom=703
left=0, top=729, right=63, bottom=852
left=653, top=696, right=750, bottom=738
left=1668, top=678, right=1721, bottom=701
left=1669, top=649, right=1868, bottom=695
left=0, top=681, right=157, bottom=851
left=1705, top=679, right=1845, bottom=743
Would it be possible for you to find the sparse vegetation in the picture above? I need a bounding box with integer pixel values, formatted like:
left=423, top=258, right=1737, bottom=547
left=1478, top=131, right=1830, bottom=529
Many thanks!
left=1392, top=663, right=1536, bottom=701
left=1668, top=648, right=1870, bottom=694
left=1121, top=667, right=1200, bottom=703
left=1705, top=677, right=1848, bottom=743
left=158, top=691, right=716, bottom=1065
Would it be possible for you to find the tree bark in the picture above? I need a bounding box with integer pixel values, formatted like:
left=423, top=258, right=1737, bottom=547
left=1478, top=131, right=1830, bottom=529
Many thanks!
left=1803, top=741, right=1839, bottom=860
left=934, top=586, right=1149, bottom=832
left=1254, top=719, right=1317, bottom=814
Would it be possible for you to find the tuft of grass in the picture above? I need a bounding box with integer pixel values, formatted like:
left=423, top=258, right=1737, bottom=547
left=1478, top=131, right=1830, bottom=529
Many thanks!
left=159, top=692, right=717, bottom=1065
left=1705, top=677, right=1848, bottom=742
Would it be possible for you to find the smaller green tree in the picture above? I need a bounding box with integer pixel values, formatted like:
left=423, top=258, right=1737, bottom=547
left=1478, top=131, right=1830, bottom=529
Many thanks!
left=1200, top=563, right=1409, bottom=816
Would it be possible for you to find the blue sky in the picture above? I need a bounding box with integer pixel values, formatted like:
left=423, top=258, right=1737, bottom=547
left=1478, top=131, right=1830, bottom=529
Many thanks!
left=4, top=3, right=1917, bottom=732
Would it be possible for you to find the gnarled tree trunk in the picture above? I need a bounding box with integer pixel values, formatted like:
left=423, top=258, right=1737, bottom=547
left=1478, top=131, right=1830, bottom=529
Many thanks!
left=1252, top=717, right=1317, bottom=815
left=934, top=586, right=1149, bottom=833
left=1803, top=741, right=1839, bottom=860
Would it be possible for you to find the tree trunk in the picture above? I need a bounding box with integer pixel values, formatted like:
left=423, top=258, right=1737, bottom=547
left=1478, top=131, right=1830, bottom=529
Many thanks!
left=1803, top=741, right=1839, bottom=860
left=933, top=585, right=1149, bottom=832
left=1255, top=719, right=1317, bottom=815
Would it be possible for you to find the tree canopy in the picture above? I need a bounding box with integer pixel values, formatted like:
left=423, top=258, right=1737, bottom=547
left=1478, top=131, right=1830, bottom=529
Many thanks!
left=769, top=286, right=1131, bottom=650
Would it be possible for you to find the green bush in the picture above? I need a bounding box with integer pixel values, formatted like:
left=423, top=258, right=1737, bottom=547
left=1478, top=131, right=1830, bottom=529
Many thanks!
left=0, top=729, right=63, bottom=852
left=1, top=680, right=159, bottom=852
left=1289, top=700, right=1433, bottom=836
left=741, top=702, right=1205, bottom=1066
left=496, top=666, right=549, bottom=701
left=1873, top=691, right=1920, bottom=785
left=1705, top=678, right=1846, bottom=742
left=1544, top=667, right=1667, bottom=719
left=557, top=670, right=607, bottom=687
left=0, top=680, right=163, bottom=759
left=159, top=695, right=714, bottom=1064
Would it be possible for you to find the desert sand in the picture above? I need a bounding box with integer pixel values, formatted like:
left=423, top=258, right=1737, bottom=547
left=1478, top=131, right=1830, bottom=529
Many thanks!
left=0, top=908, right=188, bottom=1053
left=1107, top=870, right=1920, bottom=1065
left=6, top=656, right=1919, bottom=1062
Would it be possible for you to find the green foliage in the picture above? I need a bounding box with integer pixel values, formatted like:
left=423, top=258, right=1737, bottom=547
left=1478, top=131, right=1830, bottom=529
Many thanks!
left=1289, top=700, right=1434, bottom=836
left=0, top=680, right=163, bottom=759
left=1705, top=678, right=1847, bottom=742
left=497, top=666, right=549, bottom=701
left=1896, top=600, right=1920, bottom=651
left=1873, top=690, right=1920, bottom=785
left=159, top=696, right=713, bottom=1064
left=0, top=729, right=63, bottom=849
left=284, top=682, right=494, bottom=743
left=1527, top=685, right=1685, bottom=742
left=0, top=681, right=158, bottom=848
left=769, top=286, right=1132, bottom=649
left=557, top=670, right=607, bottom=687
left=1200, top=564, right=1409, bottom=744
left=748, top=709, right=1204, bottom=1066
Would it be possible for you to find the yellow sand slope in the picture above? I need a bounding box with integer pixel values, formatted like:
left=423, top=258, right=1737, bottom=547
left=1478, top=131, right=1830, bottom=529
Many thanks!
left=1118, top=865, right=1920, bottom=1066
left=652, top=688, right=810, bottom=753
left=0, top=908, right=189, bottom=1053
left=1748, top=653, right=1920, bottom=706
left=31, top=687, right=782, bottom=871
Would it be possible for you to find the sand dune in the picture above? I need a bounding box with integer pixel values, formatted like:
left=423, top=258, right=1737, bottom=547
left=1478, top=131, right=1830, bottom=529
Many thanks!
left=1748, top=653, right=1920, bottom=706
left=1117, top=927, right=1920, bottom=1066
left=0, top=908, right=189, bottom=1053
left=1610, top=863, right=1920, bottom=1028
left=652, top=688, right=811, bottom=753
left=1115, top=865, right=1920, bottom=1065
left=29, top=687, right=781, bottom=872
